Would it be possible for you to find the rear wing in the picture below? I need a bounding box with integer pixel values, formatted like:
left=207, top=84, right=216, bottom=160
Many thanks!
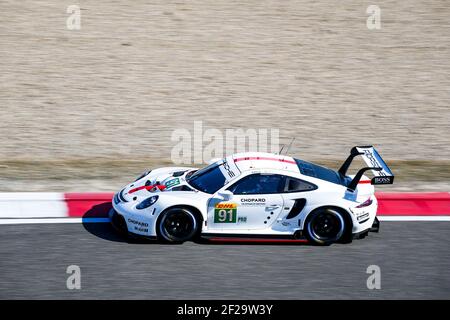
left=339, top=146, right=394, bottom=191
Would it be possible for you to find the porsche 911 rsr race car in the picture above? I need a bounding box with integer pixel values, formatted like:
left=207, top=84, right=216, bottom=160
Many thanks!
left=110, top=146, right=394, bottom=245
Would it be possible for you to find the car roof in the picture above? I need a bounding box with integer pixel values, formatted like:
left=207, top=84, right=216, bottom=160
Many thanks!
left=219, top=152, right=346, bottom=188
left=226, top=152, right=300, bottom=174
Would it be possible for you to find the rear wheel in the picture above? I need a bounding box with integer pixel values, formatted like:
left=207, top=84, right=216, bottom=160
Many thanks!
left=305, top=208, right=346, bottom=245
left=157, top=207, right=199, bottom=243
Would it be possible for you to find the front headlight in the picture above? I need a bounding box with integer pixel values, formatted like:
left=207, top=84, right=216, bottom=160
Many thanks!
left=136, top=195, right=159, bottom=210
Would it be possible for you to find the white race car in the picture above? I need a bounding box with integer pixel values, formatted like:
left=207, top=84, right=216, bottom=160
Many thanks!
left=110, top=146, right=394, bottom=245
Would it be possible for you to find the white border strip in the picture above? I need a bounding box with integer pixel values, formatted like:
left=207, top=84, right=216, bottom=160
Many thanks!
left=0, top=192, right=68, bottom=218
left=0, top=218, right=110, bottom=225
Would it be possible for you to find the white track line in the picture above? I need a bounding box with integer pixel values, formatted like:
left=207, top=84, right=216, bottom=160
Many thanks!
left=0, top=218, right=110, bottom=225
left=0, top=216, right=449, bottom=225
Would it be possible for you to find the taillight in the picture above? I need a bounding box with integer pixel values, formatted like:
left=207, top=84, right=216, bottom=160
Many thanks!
left=356, top=198, right=373, bottom=208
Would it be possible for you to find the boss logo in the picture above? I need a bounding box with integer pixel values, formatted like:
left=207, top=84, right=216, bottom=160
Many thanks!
left=372, top=176, right=393, bottom=184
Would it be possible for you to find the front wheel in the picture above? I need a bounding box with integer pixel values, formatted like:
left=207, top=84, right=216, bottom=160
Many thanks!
left=305, top=208, right=346, bottom=245
left=157, top=207, right=199, bottom=243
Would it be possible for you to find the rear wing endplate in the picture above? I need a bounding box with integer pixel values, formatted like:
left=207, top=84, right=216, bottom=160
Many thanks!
left=339, top=146, right=394, bottom=191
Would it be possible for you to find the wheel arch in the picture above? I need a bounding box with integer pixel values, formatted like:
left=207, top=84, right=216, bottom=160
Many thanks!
left=157, top=204, right=205, bottom=230
left=302, top=205, right=354, bottom=239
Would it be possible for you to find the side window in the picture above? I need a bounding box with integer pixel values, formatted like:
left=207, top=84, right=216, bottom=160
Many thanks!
left=227, top=174, right=285, bottom=195
left=285, top=177, right=317, bottom=192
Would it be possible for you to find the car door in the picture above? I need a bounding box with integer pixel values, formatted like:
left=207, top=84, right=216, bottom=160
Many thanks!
left=279, top=176, right=318, bottom=223
left=207, top=173, right=285, bottom=230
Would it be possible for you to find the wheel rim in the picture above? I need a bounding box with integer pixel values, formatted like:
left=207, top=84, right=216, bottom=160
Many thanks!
left=308, top=210, right=344, bottom=243
left=160, top=210, right=197, bottom=242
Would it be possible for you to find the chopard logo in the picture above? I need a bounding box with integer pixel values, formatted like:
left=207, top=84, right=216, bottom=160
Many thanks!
left=241, top=198, right=266, bottom=203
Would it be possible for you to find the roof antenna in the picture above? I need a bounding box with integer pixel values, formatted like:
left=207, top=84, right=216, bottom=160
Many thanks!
left=278, top=144, right=286, bottom=155
left=284, top=137, right=295, bottom=156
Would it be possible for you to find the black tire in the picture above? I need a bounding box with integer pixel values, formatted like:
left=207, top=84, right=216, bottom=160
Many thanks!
left=157, top=207, right=199, bottom=243
left=110, top=210, right=128, bottom=235
left=305, top=208, right=346, bottom=245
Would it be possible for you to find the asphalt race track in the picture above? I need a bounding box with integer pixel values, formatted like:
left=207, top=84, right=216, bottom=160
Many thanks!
left=1, top=221, right=449, bottom=299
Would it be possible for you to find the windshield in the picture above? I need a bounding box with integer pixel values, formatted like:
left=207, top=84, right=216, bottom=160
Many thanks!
left=186, top=163, right=227, bottom=194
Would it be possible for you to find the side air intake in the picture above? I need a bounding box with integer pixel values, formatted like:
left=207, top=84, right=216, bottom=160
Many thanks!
left=286, top=199, right=306, bottom=219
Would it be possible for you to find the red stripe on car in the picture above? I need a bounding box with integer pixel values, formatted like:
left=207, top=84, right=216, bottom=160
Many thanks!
left=208, top=237, right=308, bottom=243
left=234, top=157, right=297, bottom=165
left=129, top=184, right=166, bottom=194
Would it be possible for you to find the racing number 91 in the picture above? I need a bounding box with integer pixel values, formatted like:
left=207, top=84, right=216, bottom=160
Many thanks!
left=214, top=203, right=237, bottom=223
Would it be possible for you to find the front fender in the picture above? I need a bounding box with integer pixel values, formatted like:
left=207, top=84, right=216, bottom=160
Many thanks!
left=152, top=192, right=209, bottom=222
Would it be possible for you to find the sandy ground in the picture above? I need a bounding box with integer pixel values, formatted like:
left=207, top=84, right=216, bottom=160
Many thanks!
left=0, top=1, right=449, bottom=191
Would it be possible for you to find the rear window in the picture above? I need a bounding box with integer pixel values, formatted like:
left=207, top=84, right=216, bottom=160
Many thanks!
left=285, top=177, right=317, bottom=192
left=295, top=159, right=346, bottom=186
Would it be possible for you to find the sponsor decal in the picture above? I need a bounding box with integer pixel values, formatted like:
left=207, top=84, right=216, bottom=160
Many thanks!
left=237, top=216, right=247, bottom=223
left=222, top=160, right=236, bottom=178
left=363, top=149, right=387, bottom=177
left=241, top=198, right=266, bottom=203
left=214, top=203, right=237, bottom=223
left=134, top=226, right=148, bottom=233
left=127, top=218, right=149, bottom=233
left=372, top=176, right=393, bottom=184
left=240, top=198, right=266, bottom=206
left=357, top=212, right=370, bottom=220
left=127, top=218, right=148, bottom=227
left=165, top=178, right=180, bottom=188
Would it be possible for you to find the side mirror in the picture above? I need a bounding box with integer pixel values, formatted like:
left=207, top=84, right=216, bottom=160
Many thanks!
left=217, top=190, right=233, bottom=201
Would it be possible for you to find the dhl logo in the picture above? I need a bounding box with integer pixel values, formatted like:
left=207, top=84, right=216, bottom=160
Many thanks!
left=215, top=203, right=237, bottom=209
